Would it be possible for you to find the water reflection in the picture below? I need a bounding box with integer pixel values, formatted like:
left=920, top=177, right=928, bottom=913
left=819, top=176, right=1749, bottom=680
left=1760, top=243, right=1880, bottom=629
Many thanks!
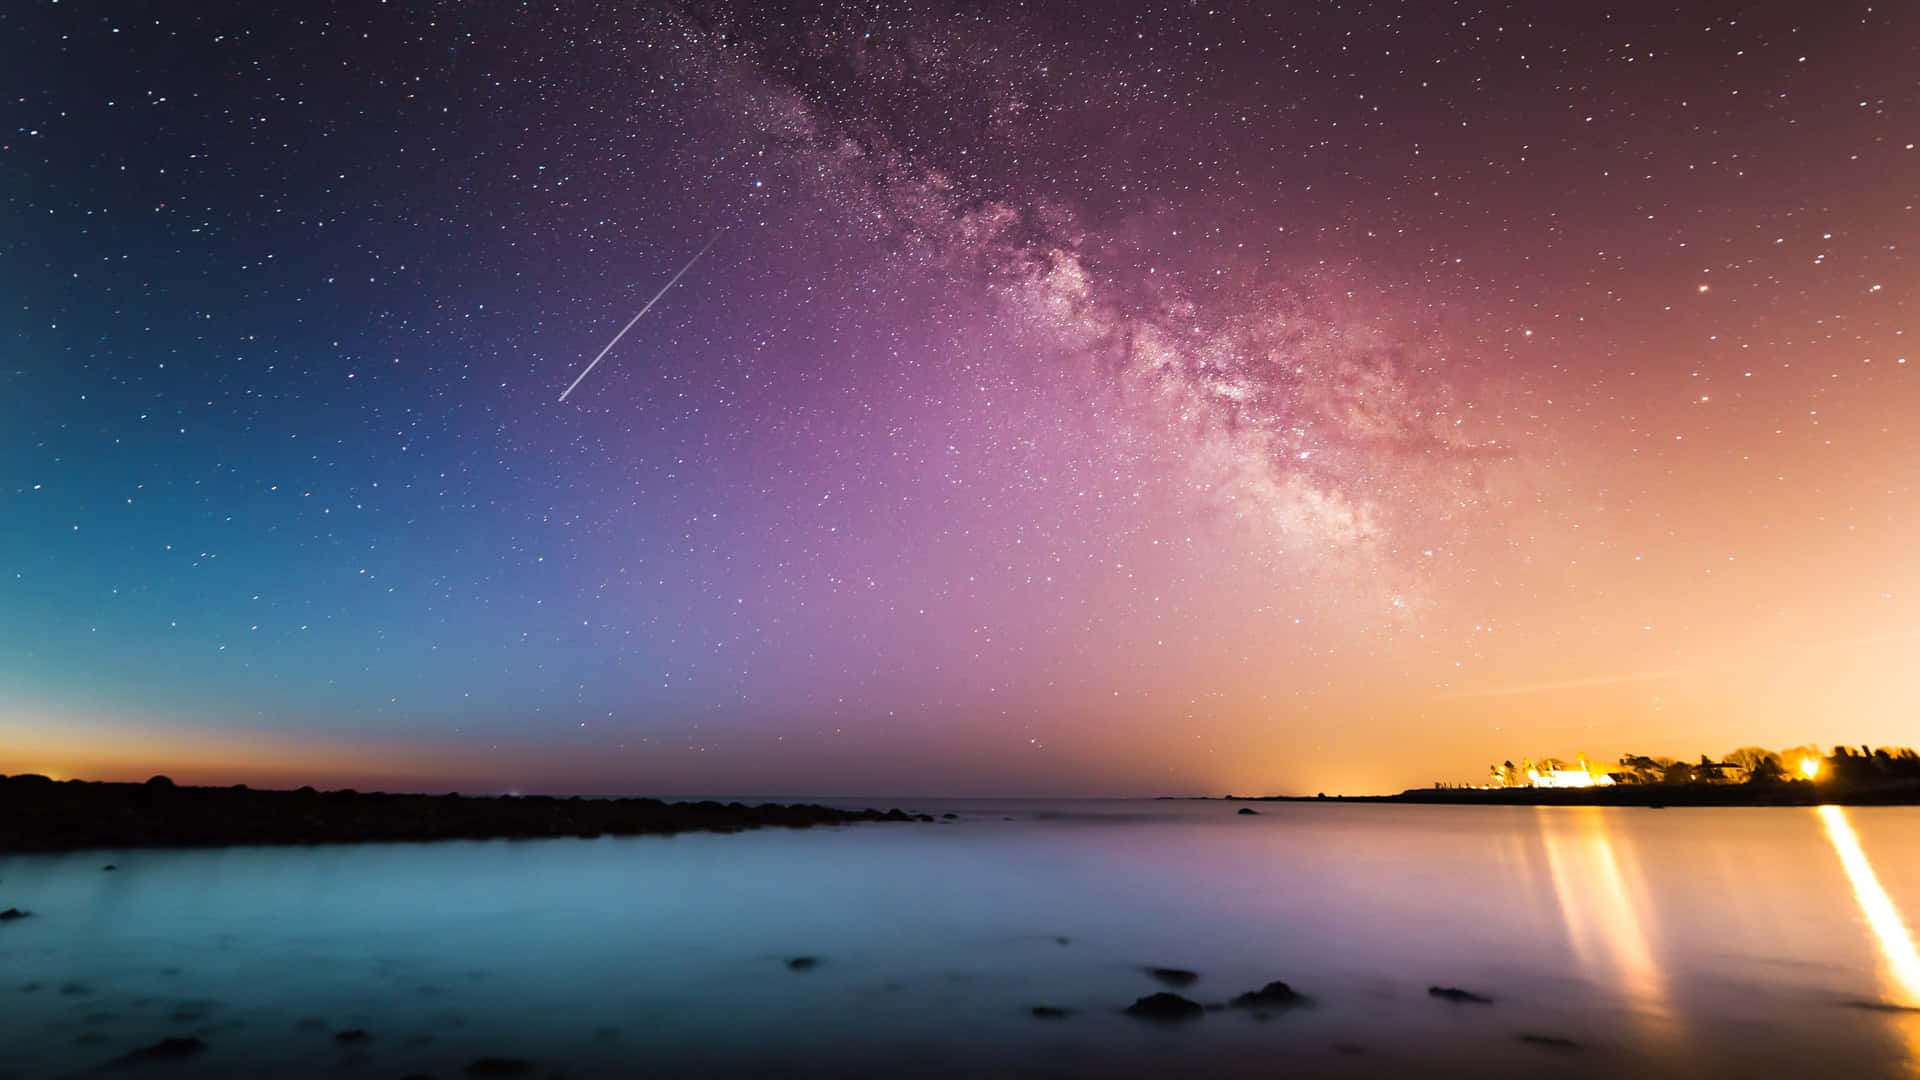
left=1817, top=805, right=1920, bottom=1006
left=7, top=805, right=1920, bottom=1077
left=1537, top=807, right=1669, bottom=1016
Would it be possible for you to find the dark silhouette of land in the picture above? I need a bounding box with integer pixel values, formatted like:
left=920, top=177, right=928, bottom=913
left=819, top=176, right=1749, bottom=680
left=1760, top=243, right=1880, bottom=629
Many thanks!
left=1210, top=744, right=1920, bottom=805
left=1376, top=780, right=1920, bottom=806
left=0, top=773, right=931, bottom=853
left=1210, top=780, right=1920, bottom=806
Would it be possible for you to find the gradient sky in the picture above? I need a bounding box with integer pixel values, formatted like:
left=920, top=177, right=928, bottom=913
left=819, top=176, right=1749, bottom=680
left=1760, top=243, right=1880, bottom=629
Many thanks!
left=4, top=0, right=1915, bottom=795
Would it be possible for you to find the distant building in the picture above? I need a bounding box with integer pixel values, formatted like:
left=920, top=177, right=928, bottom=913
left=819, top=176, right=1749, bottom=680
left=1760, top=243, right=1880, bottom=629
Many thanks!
left=1484, top=754, right=1624, bottom=790
left=1527, top=766, right=1615, bottom=789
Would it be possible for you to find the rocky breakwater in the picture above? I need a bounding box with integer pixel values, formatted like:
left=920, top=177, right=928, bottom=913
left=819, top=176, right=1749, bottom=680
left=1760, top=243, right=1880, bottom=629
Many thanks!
left=0, top=773, right=931, bottom=853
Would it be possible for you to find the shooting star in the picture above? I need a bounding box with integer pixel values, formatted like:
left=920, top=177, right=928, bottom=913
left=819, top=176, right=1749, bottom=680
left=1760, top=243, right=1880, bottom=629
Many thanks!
left=558, top=235, right=717, bottom=403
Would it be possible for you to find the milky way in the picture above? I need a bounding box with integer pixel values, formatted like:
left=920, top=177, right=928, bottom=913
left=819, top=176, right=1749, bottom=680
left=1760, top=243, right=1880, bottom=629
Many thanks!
left=5, top=1, right=1915, bottom=794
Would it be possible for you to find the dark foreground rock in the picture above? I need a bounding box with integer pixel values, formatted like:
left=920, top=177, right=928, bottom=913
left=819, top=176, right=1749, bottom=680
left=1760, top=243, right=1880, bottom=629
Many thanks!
left=0, top=774, right=924, bottom=852
left=1125, top=992, right=1205, bottom=1021
left=107, top=1036, right=206, bottom=1068
left=0, top=907, right=29, bottom=921
left=1231, top=980, right=1303, bottom=1008
left=1429, top=985, right=1493, bottom=1004
left=1147, top=967, right=1199, bottom=987
left=1847, top=1000, right=1920, bottom=1014
left=1237, top=807, right=1259, bottom=815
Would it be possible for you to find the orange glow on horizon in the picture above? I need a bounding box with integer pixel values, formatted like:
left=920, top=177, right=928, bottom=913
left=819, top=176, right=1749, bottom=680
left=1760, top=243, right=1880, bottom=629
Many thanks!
left=0, top=717, right=479, bottom=794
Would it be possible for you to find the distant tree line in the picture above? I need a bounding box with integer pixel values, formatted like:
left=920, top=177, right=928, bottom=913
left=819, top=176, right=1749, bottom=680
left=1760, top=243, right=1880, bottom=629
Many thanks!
left=1488, top=745, right=1920, bottom=789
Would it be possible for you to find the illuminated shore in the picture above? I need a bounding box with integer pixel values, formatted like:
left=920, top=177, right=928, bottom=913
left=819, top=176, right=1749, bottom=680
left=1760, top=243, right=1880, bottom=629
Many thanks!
left=0, top=774, right=930, bottom=854
left=1219, top=781, right=1920, bottom=806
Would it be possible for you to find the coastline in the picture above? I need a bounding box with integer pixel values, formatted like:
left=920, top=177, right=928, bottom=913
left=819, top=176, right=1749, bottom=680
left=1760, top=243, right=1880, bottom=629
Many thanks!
left=0, top=773, right=931, bottom=854
left=1192, top=780, right=1920, bottom=807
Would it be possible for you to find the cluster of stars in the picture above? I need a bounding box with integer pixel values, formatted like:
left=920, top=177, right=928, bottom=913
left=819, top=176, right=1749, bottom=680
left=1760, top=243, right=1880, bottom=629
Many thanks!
left=2, top=0, right=1913, bottom=794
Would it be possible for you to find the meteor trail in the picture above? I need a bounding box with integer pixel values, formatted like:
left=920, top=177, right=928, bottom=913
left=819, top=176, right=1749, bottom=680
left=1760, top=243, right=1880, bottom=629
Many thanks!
left=559, top=236, right=717, bottom=403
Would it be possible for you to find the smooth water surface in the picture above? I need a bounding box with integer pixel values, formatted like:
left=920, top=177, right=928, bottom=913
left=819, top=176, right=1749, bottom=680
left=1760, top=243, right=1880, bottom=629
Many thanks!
left=2, top=801, right=1918, bottom=1077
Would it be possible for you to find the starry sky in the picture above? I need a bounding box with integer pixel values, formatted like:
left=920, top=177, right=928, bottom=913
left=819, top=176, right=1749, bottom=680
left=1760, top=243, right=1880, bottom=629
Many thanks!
left=4, top=0, right=1915, bottom=796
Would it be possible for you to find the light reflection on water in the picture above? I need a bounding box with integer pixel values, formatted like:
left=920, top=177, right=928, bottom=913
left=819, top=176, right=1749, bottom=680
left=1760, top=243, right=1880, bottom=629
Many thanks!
left=0, top=801, right=1917, bottom=1078
left=1818, top=804, right=1920, bottom=1077
left=1819, top=806, right=1920, bottom=1007
left=1535, top=806, right=1671, bottom=1045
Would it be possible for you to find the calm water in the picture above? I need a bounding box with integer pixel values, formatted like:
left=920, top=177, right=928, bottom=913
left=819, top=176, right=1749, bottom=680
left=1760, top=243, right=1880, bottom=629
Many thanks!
left=2, top=800, right=1918, bottom=1078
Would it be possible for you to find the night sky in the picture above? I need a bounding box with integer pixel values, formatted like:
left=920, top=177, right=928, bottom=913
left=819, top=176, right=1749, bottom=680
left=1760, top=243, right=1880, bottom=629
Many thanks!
left=5, top=1, right=1915, bottom=795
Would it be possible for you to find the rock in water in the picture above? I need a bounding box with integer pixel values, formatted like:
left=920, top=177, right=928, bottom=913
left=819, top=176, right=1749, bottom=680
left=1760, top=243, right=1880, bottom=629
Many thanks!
left=1125, top=992, right=1205, bottom=1021
left=786, top=956, right=820, bottom=971
left=1846, top=1001, right=1920, bottom=1014
left=0, top=908, right=29, bottom=921
left=1231, top=980, right=1302, bottom=1008
left=1147, top=967, right=1199, bottom=987
left=1030, top=1005, right=1073, bottom=1019
left=109, top=1036, right=206, bottom=1067
left=1237, top=807, right=1260, bottom=815
left=1428, top=985, right=1493, bottom=1004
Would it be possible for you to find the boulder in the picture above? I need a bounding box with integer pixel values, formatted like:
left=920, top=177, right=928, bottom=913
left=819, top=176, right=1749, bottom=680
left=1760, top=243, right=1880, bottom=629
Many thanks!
left=1124, top=992, right=1204, bottom=1021
left=1428, top=985, right=1492, bottom=1004
left=1030, top=1005, right=1073, bottom=1019
left=786, top=956, right=820, bottom=971
left=1230, top=980, right=1302, bottom=1008
left=1237, top=807, right=1259, bottom=815
left=109, top=1036, right=206, bottom=1066
left=1847, top=1001, right=1920, bottom=1014
left=0, top=908, right=30, bottom=921
left=1147, top=967, right=1199, bottom=987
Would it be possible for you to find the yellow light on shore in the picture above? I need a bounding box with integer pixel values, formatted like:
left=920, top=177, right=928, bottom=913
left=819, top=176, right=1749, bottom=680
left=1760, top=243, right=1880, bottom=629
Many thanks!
left=1801, top=757, right=1822, bottom=779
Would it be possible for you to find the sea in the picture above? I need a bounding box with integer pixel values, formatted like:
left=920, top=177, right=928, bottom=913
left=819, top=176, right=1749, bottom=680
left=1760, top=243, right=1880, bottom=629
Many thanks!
left=1, top=799, right=1917, bottom=1078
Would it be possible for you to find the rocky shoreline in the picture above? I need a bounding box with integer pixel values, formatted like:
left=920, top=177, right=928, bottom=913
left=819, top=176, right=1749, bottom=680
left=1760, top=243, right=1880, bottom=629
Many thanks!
left=0, top=773, right=932, bottom=853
